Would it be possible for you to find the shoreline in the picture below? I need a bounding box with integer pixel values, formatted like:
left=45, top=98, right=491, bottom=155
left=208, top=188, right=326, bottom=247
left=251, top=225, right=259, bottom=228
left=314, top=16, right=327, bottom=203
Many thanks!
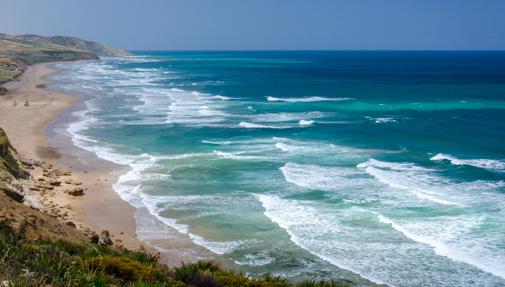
left=0, top=63, right=141, bottom=250
left=0, top=62, right=214, bottom=267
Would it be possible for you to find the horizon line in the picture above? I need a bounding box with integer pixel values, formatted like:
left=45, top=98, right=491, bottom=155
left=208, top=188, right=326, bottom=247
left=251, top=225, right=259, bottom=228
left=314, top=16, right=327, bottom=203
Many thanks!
left=128, top=49, right=505, bottom=52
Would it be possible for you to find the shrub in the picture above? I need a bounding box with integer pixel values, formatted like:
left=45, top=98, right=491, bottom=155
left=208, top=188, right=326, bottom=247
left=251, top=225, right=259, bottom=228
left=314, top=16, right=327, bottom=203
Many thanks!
left=0, top=86, right=8, bottom=95
left=0, top=227, right=366, bottom=287
left=83, top=256, right=156, bottom=282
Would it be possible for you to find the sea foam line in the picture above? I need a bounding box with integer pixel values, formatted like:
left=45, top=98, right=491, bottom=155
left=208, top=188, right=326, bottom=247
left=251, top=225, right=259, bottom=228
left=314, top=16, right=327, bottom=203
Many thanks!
left=376, top=213, right=505, bottom=280
left=266, top=96, right=354, bottom=103
left=357, top=159, right=463, bottom=206
left=256, top=194, right=387, bottom=285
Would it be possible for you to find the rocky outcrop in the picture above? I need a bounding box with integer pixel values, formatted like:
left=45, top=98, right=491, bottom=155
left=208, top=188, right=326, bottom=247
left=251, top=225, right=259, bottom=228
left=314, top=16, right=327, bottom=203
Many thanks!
left=1, top=186, right=24, bottom=203
left=0, top=127, right=88, bottom=244
left=99, top=230, right=114, bottom=246
left=0, top=128, right=28, bottom=180
left=67, top=187, right=84, bottom=196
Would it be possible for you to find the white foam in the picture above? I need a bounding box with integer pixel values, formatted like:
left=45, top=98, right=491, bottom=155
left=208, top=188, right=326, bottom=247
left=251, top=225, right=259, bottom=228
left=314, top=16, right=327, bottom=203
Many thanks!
left=266, top=96, right=353, bottom=102
left=212, top=95, right=230, bottom=100
left=213, top=150, right=265, bottom=160
left=250, top=111, right=326, bottom=123
left=238, top=121, right=288, bottom=129
left=366, top=117, right=397, bottom=124
left=280, top=163, right=369, bottom=191
left=431, top=153, right=505, bottom=171
left=202, top=140, right=234, bottom=145
left=298, top=119, right=314, bottom=126
left=274, top=142, right=291, bottom=152
left=135, top=194, right=248, bottom=255
left=256, top=194, right=386, bottom=284
left=190, top=234, right=247, bottom=255
left=377, top=213, right=505, bottom=280
left=257, top=194, right=505, bottom=286
left=273, top=140, right=382, bottom=162
left=234, top=253, right=274, bottom=266
left=64, top=101, right=244, bottom=256
left=358, top=159, right=462, bottom=206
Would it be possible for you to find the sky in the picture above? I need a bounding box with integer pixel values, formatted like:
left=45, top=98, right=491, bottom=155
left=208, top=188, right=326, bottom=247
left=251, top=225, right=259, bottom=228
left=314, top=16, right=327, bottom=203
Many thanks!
left=1, top=0, right=505, bottom=51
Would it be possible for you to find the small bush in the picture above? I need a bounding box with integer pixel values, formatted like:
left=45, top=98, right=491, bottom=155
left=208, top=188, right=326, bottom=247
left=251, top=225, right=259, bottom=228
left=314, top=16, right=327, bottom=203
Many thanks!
left=83, top=256, right=156, bottom=282
left=0, top=86, right=8, bottom=95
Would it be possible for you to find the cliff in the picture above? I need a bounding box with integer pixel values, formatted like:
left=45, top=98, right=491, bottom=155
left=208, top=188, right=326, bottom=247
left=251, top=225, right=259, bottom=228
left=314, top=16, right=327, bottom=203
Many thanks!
left=0, top=127, right=88, bottom=244
left=0, top=127, right=27, bottom=181
left=5, top=34, right=133, bottom=57
left=0, top=33, right=131, bottom=84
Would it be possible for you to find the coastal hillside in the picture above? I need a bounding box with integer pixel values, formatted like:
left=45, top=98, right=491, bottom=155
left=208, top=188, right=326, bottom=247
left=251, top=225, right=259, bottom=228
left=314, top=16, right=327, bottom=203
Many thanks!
left=1, top=33, right=133, bottom=57
left=0, top=33, right=131, bottom=84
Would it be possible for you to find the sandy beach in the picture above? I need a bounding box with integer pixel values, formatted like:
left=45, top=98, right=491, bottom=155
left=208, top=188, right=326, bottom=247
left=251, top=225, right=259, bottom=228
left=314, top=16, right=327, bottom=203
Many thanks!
left=0, top=63, right=142, bottom=250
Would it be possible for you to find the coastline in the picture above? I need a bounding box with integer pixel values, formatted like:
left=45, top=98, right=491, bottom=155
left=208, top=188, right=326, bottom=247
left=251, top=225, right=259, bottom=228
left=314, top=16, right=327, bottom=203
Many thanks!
left=0, top=62, right=214, bottom=267
left=0, top=63, right=145, bottom=253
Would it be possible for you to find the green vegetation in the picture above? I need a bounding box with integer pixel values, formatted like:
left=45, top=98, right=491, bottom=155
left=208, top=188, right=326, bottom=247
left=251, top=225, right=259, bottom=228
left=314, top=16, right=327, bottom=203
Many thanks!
left=0, top=127, right=27, bottom=181
left=0, top=225, right=353, bottom=287
left=0, top=86, right=8, bottom=95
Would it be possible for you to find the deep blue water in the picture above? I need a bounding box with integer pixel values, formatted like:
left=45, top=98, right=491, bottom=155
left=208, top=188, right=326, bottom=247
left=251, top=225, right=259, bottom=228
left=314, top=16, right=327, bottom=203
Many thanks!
left=53, top=51, right=505, bottom=286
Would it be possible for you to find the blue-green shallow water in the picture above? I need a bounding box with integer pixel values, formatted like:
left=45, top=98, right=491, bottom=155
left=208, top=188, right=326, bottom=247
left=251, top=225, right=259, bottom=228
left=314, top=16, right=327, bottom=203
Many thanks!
left=52, top=51, right=505, bottom=286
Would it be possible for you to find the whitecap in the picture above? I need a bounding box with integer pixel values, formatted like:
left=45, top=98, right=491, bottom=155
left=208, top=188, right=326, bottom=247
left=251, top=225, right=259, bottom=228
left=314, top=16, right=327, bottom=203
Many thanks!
left=238, top=121, right=287, bottom=129
left=280, top=162, right=370, bottom=191
left=266, top=96, right=353, bottom=102
left=357, top=159, right=462, bottom=206
left=366, top=117, right=397, bottom=124
left=298, top=119, right=314, bottom=126
left=430, top=153, right=505, bottom=171
left=213, top=150, right=265, bottom=160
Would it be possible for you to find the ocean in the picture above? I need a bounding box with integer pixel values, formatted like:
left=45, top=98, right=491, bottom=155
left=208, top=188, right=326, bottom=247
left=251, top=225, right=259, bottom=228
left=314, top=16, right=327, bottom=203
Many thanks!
left=51, top=51, right=505, bottom=286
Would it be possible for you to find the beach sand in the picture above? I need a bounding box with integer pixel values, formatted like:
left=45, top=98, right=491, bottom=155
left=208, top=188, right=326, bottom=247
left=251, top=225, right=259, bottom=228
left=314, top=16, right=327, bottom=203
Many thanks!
left=0, top=62, right=215, bottom=266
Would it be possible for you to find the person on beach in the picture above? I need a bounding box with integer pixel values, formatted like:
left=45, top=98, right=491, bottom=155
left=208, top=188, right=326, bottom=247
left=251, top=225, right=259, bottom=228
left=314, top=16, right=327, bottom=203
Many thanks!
left=24, top=99, right=29, bottom=107
left=12, top=99, right=17, bottom=106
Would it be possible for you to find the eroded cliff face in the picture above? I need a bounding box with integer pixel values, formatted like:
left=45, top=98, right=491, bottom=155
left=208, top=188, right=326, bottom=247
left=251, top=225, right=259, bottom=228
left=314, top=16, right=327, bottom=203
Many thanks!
left=0, top=33, right=132, bottom=57
left=0, top=33, right=131, bottom=84
left=0, top=127, right=89, bottom=244
left=0, top=127, right=27, bottom=181
left=47, top=35, right=133, bottom=57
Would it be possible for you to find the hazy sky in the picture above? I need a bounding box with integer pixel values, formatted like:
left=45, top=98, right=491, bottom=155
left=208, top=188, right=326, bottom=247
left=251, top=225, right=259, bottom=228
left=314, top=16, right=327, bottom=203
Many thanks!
left=2, top=0, right=504, bottom=50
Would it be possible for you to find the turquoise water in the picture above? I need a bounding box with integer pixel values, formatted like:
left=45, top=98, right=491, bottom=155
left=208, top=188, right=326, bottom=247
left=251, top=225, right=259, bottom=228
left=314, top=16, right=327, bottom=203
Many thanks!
left=53, top=51, right=505, bottom=286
